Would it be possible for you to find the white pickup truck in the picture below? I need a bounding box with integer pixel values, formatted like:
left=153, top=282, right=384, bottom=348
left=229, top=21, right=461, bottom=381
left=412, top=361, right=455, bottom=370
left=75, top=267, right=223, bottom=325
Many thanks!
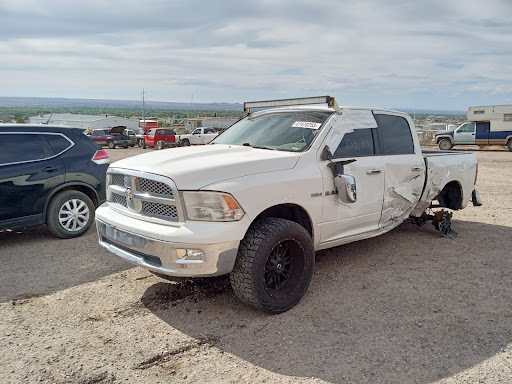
left=96, top=96, right=482, bottom=314
left=177, top=127, right=218, bottom=146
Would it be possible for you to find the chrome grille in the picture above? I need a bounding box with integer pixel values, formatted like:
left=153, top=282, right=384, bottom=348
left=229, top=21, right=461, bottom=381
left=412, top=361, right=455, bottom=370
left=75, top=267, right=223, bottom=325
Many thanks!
left=111, top=174, right=126, bottom=187
left=106, top=169, right=181, bottom=224
left=112, top=193, right=127, bottom=207
left=138, top=178, right=174, bottom=197
left=142, top=201, right=178, bottom=218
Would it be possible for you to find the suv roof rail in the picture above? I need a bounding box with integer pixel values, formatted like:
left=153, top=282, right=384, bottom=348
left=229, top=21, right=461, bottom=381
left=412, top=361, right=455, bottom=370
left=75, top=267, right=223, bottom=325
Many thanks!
left=243, top=96, right=340, bottom=114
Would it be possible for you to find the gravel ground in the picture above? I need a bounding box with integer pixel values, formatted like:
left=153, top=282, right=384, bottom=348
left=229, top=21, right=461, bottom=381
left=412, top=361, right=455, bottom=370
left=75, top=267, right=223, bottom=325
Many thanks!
left=1, top=146, right=511, bottom=384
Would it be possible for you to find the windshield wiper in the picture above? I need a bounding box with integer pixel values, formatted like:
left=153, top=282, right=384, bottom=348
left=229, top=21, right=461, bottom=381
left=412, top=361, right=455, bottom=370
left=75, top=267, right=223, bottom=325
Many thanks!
left=242, top=142, right=276, bottom=150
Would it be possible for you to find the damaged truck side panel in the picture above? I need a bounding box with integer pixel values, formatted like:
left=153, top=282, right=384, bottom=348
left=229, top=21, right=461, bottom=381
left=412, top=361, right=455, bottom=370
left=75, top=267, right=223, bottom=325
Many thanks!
left=96, top=96, right=481, bottom=314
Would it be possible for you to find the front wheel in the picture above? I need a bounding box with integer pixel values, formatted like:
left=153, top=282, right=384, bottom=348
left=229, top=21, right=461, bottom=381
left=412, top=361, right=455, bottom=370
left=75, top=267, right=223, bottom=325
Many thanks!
left=229, top=218, right=315, bottom=314
left=46, top=190, right=95, bottom=238
left=438, top=138, right=453, bottom=150
left=507, top=140, right=512, bottom=151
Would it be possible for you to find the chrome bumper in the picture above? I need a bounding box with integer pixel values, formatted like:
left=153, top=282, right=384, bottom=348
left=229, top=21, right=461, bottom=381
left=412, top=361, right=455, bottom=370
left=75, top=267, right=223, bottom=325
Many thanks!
left=96, top=219, right=239, bottom=277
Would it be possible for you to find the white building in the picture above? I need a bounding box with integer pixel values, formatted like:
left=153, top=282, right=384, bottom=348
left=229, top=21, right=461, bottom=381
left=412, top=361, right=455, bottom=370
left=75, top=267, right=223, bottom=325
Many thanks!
left=201, top=118, right=238, bottom=130
left=28, top=113, right=139, bottom=132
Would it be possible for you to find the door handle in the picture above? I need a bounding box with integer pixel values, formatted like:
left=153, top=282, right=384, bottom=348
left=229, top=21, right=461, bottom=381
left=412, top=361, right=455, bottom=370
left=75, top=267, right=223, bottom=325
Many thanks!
left=412, top=166, right=424, bottom=171
left=41, top=166, right=58, bottom=172
left=366, top=169, right=382, bottom=175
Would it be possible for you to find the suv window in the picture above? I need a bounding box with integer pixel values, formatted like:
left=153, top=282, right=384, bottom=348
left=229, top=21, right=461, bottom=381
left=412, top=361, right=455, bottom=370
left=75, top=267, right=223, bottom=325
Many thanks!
left=334, top=129, right=375, bottom=158
left=43, top=134, right=73, bottom=155
left=374, top=114, right=414, bottom=155
left=0, top=134, right=45, bottom=164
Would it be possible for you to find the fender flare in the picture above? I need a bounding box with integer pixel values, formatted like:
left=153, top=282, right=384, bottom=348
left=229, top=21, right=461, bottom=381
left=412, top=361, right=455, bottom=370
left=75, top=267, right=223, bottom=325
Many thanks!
left=436, top=135, right=454, bottom=145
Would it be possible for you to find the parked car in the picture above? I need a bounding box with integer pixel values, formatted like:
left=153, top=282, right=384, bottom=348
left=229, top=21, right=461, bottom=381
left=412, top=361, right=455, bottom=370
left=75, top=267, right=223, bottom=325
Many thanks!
left=0, top=124, right=110, bottom=238
left=95, top=95, right=481, bottom=313
left=142, top=128, right=177, bottom=149
left=89, top=127, right=130, bottom=149
left=177, top=127, right=218, bottom=146
left=124, top=129, right=137, bottom=147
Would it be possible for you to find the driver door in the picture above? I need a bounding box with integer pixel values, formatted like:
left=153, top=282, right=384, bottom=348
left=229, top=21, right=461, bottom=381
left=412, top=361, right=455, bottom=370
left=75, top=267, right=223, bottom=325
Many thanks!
left=454, top=122, right=476, bottom=144
left=319, top=127, right=384, bottom=244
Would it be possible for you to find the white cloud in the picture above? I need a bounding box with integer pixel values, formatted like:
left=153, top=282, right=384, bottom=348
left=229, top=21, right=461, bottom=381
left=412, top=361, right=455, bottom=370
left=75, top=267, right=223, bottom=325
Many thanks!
left=0, top=0, right=511, bottom=109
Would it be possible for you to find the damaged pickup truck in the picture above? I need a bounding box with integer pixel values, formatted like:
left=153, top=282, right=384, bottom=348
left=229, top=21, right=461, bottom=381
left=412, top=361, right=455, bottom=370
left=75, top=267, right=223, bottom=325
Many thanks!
left=95, top=96, right=482, bottom=314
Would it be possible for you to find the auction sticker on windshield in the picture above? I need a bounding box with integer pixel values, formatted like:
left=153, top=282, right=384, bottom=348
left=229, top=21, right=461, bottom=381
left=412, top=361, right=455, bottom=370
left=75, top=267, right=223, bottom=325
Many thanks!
left=292, top=121, right=322, bottom=129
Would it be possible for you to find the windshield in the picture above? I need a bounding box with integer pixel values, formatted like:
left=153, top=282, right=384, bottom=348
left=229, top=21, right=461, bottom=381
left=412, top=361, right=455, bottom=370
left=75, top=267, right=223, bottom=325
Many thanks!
left=211, top=110, right=333, bottom=152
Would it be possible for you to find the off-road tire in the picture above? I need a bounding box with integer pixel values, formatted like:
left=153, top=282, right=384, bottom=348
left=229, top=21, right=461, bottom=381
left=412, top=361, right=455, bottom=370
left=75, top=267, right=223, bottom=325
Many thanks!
left=107, top=141, right=115, bottom=149
left=229, top=217, right=315, bottom=314
left=46, top=190, right=95, bottom=239
left=438, top=138, right=453, bottom=150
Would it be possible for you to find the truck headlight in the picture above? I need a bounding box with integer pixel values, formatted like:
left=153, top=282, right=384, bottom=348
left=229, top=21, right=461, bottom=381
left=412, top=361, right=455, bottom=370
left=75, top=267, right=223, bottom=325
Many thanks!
left=181, top=191, right=245, bottom=221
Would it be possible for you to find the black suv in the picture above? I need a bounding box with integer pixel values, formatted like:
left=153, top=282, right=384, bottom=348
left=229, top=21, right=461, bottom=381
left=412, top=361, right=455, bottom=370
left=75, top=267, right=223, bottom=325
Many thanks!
left=0, top=125, right=110, bottom=238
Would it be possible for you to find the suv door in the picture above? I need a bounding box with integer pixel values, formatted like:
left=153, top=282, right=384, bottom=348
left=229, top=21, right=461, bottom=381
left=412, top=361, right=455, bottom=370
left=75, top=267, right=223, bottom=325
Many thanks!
left=373, top=113, right=425, bottom=228
left=0, top=133, right=66, bottom=226
left=319, top=126, right=385, bottom=243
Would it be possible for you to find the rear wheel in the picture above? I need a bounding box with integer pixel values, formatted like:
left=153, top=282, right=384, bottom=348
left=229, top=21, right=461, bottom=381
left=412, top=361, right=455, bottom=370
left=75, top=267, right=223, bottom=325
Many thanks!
left=141, top=140, right=146, bottom=149
left=230, top=218, right=315, bottom=314
left=438, top=138, right=453, bottom=150
left=46, top=190, right=95, bottom=239
left=182, top=138, right=190, bottom=146
left=107, top=141, right=115, bottom=149
left=156, top=140, right=166, bottom=150
left=508, top=140, right=512, bottom=151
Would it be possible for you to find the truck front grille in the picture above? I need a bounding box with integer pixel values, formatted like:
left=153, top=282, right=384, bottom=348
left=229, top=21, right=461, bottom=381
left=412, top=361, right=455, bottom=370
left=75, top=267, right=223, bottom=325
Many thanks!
left=106, top=169, right=182, bottom=224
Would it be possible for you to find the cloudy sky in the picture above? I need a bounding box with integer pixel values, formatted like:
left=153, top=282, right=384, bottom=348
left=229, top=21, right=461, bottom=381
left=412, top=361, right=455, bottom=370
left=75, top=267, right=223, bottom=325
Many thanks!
left=1, top=0, right=511, bottom=110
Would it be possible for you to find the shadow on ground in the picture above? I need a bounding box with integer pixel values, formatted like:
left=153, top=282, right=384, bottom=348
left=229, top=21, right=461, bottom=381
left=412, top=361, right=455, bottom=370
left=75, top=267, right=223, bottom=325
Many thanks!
left=142, top=220, right=512, bottom=383
left=0, top=223, right=132, bottom=302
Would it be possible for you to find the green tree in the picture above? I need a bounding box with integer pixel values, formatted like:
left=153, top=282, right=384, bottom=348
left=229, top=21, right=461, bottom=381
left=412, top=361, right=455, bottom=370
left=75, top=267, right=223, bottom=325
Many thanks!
left=16, top=117, right=25, bottom=124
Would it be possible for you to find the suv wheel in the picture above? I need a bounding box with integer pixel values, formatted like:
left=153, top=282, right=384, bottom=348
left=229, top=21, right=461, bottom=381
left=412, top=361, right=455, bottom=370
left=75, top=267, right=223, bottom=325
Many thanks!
left=107, top=141, right=116, bottom=149
left=230, top=218, right=315, bottom=314
left=46, top=190, right=95, bottom=238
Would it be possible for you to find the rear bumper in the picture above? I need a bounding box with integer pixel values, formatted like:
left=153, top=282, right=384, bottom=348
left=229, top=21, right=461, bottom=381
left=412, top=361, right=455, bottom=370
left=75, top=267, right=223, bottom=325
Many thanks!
left=472, top=189, right=483, bottom=206
left=96, top=219, right=240, bottom=277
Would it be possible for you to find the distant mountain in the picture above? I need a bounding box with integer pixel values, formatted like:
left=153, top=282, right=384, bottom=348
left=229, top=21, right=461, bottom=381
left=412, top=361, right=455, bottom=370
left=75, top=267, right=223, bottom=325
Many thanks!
left=0, top=97, right=243, bottom=111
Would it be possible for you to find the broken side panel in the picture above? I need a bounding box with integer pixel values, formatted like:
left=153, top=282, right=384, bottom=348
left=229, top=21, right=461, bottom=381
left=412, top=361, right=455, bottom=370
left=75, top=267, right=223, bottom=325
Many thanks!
left=379, top=155, right=426, bottom=229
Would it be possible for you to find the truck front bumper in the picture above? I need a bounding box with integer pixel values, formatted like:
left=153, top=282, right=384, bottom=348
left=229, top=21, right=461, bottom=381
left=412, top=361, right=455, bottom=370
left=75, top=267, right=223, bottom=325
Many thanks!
left=96, top=219, right=240, bottom=277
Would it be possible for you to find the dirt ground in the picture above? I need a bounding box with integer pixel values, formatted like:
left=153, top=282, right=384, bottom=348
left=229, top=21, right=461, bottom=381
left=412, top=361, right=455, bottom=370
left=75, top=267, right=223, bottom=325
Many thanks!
left=1, top=146, right=511, bottom=384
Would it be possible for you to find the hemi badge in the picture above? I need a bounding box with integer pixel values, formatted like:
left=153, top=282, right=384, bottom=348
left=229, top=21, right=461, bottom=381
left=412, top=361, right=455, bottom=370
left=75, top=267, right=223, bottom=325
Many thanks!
left=311, top=192, right=322, bottom=197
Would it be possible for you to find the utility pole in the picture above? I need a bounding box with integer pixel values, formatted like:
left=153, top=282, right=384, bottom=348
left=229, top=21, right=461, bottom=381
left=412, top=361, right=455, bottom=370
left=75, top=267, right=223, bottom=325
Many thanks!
left=142, top=88, right=146, bottom=125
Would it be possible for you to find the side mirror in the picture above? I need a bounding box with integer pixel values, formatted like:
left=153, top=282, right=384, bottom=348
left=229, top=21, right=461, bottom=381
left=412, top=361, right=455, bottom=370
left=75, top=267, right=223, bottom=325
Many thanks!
left=334, top=174, right=357, bottom=203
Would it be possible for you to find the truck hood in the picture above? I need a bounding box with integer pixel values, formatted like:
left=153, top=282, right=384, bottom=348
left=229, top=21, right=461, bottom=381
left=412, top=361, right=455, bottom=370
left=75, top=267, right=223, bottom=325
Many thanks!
left=111, top=144, right=300, bottom=189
